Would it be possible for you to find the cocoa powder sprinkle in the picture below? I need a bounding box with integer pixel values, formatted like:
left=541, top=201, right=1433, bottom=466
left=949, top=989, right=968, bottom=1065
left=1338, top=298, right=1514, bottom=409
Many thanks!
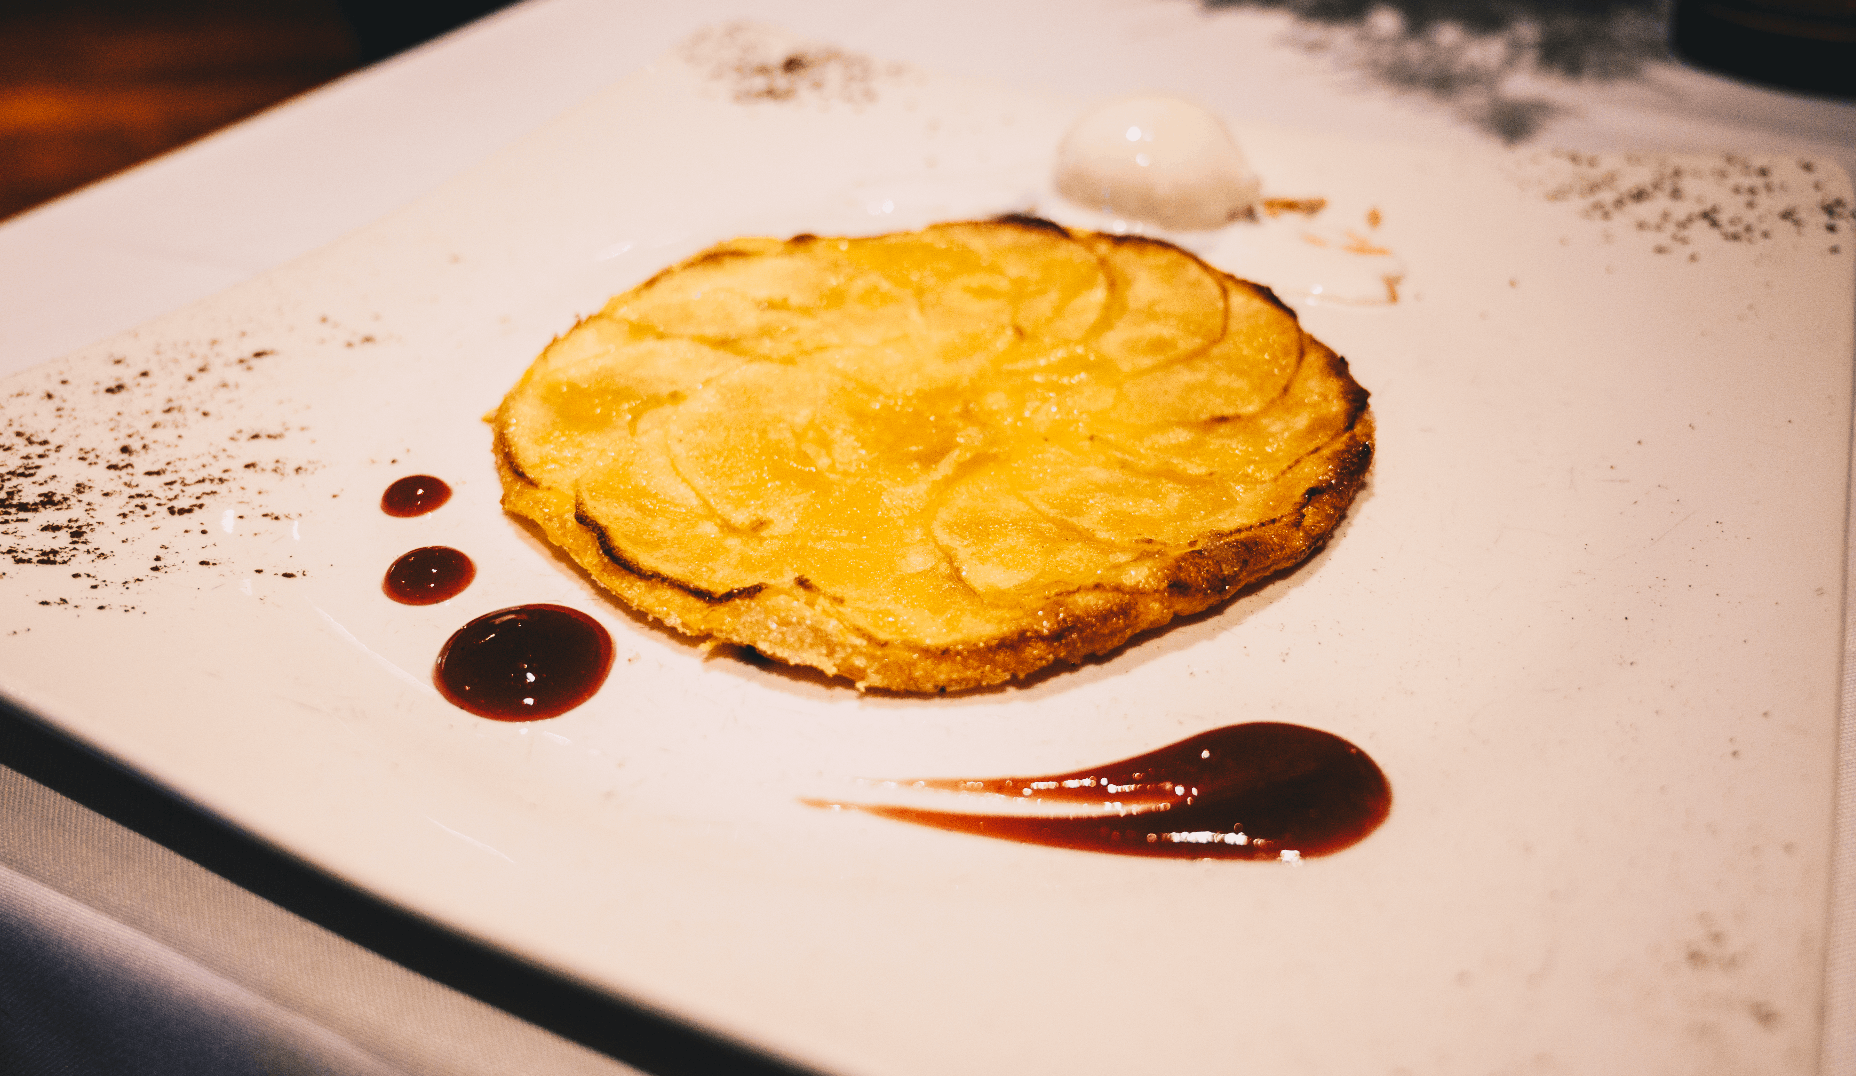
left=1514, top=151, right=1851, bottom=259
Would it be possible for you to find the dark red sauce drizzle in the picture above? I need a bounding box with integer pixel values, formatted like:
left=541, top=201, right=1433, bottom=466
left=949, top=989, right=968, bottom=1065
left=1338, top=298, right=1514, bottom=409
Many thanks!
left=384, top=546, right=475, bottom=605
left=816, top=723, right=1390, bottom=859
left=434, top=604, right=612, bottom=721
left=381, top=475, right=452, bottom=517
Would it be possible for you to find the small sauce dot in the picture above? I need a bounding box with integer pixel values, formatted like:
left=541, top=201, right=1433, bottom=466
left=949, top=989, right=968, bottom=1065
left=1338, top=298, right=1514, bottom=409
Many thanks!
left=435, top=604, right=612, bottom=721
left=384, top=546, right=475, bottom=605
left=381, top=475, right=452, bottom=517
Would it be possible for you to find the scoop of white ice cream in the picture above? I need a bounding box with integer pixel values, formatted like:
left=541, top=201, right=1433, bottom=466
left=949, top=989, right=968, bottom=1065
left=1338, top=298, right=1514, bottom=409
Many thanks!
left=1054, top=95, right=1262, bottom=231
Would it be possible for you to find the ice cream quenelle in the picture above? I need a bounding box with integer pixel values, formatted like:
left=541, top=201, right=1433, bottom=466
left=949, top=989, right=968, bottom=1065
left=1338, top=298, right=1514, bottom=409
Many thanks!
left=1054, top=95, right=1262, bottom=230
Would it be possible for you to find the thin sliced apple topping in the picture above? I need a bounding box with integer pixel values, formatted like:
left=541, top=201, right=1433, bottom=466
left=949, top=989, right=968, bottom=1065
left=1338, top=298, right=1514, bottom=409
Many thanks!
left=494, top=217, right=1372, bottom=692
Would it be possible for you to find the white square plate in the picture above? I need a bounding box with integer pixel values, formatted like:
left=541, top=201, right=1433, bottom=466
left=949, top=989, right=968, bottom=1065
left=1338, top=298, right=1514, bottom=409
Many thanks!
left=2, top=27, right=1850, bottom=1075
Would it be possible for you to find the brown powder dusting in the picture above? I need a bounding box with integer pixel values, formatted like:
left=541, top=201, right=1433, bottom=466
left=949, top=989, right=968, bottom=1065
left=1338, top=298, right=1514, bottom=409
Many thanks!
left=682, top=24, right=906, bottom=106
left=1515, top=151, right=1851, bottom=258
left=0, top=326, right=355, bottom=609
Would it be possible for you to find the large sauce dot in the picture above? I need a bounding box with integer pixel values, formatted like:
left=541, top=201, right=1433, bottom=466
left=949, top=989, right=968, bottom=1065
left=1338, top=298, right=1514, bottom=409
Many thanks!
left=384, top=546, right=475, bottom=605
left=381, top=475, right=452, bottom=517
left=434, top=604, right=613, bottom=721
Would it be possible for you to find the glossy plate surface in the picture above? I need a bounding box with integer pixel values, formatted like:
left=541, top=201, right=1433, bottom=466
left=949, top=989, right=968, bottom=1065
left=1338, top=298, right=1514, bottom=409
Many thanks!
left=2, top=29, right=1850, bottom=1075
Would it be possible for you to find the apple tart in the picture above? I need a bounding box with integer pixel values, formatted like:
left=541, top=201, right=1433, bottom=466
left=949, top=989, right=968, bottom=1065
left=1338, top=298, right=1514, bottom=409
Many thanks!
left=493, top=217, right=1372, bottom=692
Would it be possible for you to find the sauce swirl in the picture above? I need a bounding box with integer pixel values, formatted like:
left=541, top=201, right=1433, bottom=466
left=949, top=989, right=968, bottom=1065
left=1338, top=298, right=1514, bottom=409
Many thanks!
left=434, top=604, right=612, bottom=720
left=814, top=722, right=1389, bottom=859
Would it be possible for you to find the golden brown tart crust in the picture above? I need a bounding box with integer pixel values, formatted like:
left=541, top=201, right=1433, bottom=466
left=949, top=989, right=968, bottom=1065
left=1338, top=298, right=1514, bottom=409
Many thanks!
left=494, top=217, right=1373, bottom=692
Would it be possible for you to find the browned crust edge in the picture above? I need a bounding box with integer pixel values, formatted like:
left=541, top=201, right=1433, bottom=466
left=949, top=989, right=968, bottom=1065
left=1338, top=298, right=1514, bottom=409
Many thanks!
left=575, top=504, right=766, bottom=605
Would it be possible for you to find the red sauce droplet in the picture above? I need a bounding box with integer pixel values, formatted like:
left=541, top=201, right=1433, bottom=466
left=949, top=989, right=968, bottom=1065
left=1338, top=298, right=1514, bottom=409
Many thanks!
left=812, top=723, right=1390, bottom=859
left=384, top=546, right=475, bottom=605
left=434, top=605, right=612, bottom=721
left=381, top=475, right=452, bottom=517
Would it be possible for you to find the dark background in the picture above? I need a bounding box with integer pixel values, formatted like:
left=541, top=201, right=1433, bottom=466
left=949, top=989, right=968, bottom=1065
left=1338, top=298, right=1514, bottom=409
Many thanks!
left=0, top=0, right=511, bottom=223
